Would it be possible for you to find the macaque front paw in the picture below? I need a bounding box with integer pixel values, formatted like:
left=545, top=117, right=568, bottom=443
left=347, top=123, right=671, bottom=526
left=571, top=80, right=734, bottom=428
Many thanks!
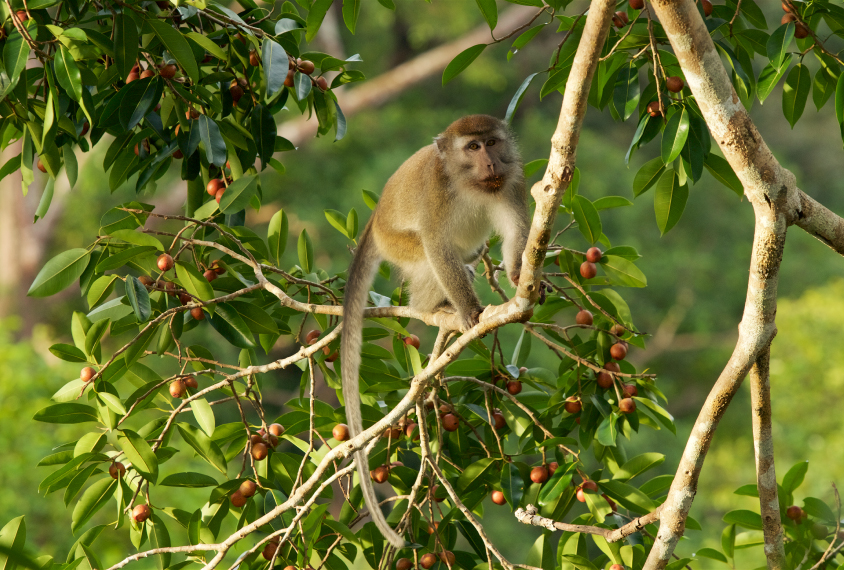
left=460, top=307, right=484, bottom=333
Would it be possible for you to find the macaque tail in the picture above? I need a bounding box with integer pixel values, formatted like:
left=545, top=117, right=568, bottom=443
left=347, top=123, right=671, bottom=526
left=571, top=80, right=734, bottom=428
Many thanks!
left=341, top=222, right=405, bottom=549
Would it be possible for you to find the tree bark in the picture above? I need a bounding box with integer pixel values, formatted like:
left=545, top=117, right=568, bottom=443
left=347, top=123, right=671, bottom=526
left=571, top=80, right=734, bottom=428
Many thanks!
left=749, top=347, right=787, bottom=570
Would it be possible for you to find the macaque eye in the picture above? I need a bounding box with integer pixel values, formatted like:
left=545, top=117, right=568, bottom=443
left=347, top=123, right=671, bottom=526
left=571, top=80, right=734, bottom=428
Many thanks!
left=468, top=142, right=480, bottom=150
left=487, top=139, right=496, bottom=146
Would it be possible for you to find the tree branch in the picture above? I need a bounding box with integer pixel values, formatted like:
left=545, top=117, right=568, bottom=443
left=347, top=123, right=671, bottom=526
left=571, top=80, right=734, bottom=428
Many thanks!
left=645, top=2, right=790, bottom=567
left=749, top=347, right=787, bottom=570
left=514, top=504, right=661, bottom=543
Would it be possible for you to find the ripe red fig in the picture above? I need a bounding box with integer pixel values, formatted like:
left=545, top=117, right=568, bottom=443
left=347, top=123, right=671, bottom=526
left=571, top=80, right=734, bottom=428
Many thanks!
left=564, top=396, right=582, bottom=414
left=666, top=76, right=684, bottom=93
left=403, top=334, right=421, bottom=349
left=230, top=490, right=247, bottom=507
left=576, top=309, right=593, bottom=326
left=132, top=504, right=152, bottom=522
left=420, top=554, right=437, bottom=569
left=80, top=366, right=96, bottom=383
left=370, top=465, right=390, bottom=483
left=491, top=490, right=506, bottom=505
left=442, top=413, right=459, bottom=432
left=580, top=261, right=597, bottom=279
left=333, top=423, right=350, bottom=441
left=109, top=462, right=126, bottom=479
left=305, top=330, right=321, bottom=344
left=530, top=466, right=549, bottom=484
left=239, top=479, right=257, bottom=498
left=619, top=398, right=636, bottom=414
left=585, top=247, right=602, bottom=263
left=157, top=253, right=175, bottom=272
left=251, top=442, right=268, bottom=460
left=507, top=380, right=522, bottom=395
left=610, top=342, right=628, bottom=360
left=169, top=379, right=186, bottom=398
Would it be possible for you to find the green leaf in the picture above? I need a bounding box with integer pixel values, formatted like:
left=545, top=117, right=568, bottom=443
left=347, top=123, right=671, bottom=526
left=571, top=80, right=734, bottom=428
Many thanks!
left=177, top=424, right=227, bottom=473
left=613, top=453, right=665, bottom=481
left=113, top=14, right=139, bottom=81
left=661, top=107, right=690, bottom=164
left=175, top=261, right=215, bottom=305
left=197, top=115, right=227, bottom=167
left=757, top=58, right=791, bottom=103
left=593, top=196, right=633, bottom=210
left=538, top=470, right=573, bottom=506
left=722, top=510, right=763, bottom=530
left=475, top=0, right=497, bottom=29
left=560, top=555, right=598, bottom=570
left=654, top=169, right=688, bottom=235
left=187, top=510, right=201, bottom=545
left=633, top=157, right=665, bottom=197
left=596, top=414, right=618, bottom=447
left=125, top=276, right=151, bottom=322
left=49, top=343, right=88, bottom=363
left=704, top=154, right=743, bottom=197
left=814, top=67, right=837, bottom=111
left=506, top=73, right=538, bottom=123
left=119, top=77, right=163, bottom=131
left=191, top=398, right=216, bottom=437
left=600, top=479, right=656, bottom=513
left=186, top=31, right=227, bottom=61
left=782, top=460, right=808, bottom=493
left=694, top=548, right=728, bottom=563
left=219, top=174, right=258, bottom=214
left=71, top=477, right=117, bottom=533
left=209, top=303, right=256, bottom=349
left=443, top=44, right=486, bottom=85
left=325, top=209, right=350, bottom=238
left=456, top=458, right=494, bottom=491
left=28, top=248, right=90, bottom=297
left=148, top=515, right=171, bottom=570
left=613, top=63, right=640, bottom=121
left=306, top=0, right=334, bottom=42
left=342, top=0, right=361, bottom=33
left=572, top=195, right=602, bottom=244
left=722, top=524, right=736, bottom=558
left=298, top=229, right=314, bottom=273
left=782, top=63, right=810, bottom=128
left=262, top=39, right=288, bottom=100
left=228, top=301, right=279, bottom=335
left=0, top=516, right=26, bottom=570
left=118, top=430, right=159, bottom=483
left=146, top=19, right=199, bottom=84
left=33, top=403, right=98, bottom=424
left=268, top=209, right=288, bottom=266
left=109, top=229, right=164, bottom=250
left=766, top=23, right=794, bottom=69
left=98, top=392, right=127, bottom=416
left=54, top=46, right=83, bottom=102
left=3, top=30, right=29, bottom=84
left=803, top=497, right=835, bottom=522
left=251, top=105, right=276, bottom=170
left=524, top=158, right=547, bottom=178
left=346, top=208, right=358, bottom=240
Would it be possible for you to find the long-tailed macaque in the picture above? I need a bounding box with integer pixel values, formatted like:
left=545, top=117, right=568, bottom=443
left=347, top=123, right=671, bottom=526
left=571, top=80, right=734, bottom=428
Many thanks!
left=341, top=115, right=530, bottom=548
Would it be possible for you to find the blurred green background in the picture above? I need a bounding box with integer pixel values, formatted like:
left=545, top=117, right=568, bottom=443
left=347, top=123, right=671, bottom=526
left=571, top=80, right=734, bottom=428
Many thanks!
left=1, top=1, right=842, bottom=569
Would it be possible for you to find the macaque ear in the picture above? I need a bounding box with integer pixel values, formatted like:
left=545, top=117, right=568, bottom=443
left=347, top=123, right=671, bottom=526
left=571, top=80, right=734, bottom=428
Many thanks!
left=433, top=135, right=448, bottom=155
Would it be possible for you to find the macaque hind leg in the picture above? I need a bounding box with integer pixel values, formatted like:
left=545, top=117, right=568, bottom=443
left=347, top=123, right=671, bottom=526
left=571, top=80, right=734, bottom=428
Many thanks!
left=407, top=265, right=449, bottom=313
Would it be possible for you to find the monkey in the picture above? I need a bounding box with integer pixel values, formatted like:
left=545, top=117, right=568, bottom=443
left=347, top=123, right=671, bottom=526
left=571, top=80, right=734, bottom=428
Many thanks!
left=340, top=115, right=530, bottom=548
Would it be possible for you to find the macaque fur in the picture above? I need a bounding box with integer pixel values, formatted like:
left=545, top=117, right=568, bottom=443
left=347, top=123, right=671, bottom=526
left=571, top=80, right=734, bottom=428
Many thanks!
left=340, top=115, right=530, bottom=548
